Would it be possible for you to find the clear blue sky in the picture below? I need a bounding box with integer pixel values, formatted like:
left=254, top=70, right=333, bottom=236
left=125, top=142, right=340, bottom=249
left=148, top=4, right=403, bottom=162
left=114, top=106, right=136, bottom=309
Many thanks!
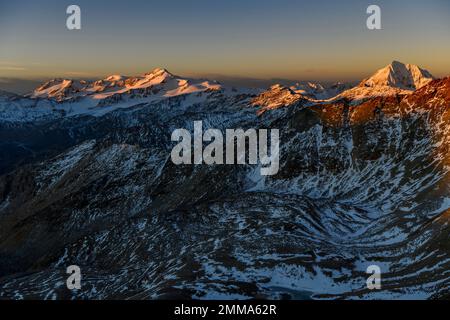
left=1, top=0, right=450, bottom=88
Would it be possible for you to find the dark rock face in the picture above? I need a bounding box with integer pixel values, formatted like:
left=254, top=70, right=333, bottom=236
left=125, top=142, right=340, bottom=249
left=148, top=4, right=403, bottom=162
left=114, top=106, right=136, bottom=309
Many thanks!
left=0, top=80, right=449, bottom=299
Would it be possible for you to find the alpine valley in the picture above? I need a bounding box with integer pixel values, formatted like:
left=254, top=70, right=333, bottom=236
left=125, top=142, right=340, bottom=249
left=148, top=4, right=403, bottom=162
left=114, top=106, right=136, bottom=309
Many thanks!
left=0, top=61, right=449, bottom=299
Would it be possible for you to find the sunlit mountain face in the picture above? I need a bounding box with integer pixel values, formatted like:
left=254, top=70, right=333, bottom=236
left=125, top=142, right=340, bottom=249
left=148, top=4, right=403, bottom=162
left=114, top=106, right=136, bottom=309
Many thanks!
left=0, top=60, right=449, bottom=299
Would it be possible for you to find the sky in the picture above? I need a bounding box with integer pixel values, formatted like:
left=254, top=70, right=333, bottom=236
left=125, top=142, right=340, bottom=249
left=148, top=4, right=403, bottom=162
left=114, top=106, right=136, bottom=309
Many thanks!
left=1, top=0, right=450, bottom=92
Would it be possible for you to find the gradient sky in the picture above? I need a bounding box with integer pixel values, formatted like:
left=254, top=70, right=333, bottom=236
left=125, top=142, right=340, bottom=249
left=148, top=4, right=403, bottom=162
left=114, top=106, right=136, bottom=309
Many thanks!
left=1, top=0, right=450, bottom=91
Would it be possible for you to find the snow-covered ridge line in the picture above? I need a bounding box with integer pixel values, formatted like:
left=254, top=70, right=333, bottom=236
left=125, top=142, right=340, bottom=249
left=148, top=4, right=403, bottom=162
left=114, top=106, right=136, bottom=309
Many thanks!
left=30, top=68, right=224, bottom=102
left=0, top=68, right=260, bottom=123
left=250, top=61, right=437, bottom=110
left=25, top=61, right=437, bottom=104
left=0, top=61, right=440, bottom=123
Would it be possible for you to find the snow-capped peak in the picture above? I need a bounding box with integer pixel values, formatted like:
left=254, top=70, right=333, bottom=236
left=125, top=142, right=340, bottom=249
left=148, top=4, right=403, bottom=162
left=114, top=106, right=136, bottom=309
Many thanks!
left=329, top=61, right=436, bottom=104
left=360, top=60, right=434, bottom=90
left=32, top=79, right=89, bottom=100
left=143, top=68, right=173, bottom=79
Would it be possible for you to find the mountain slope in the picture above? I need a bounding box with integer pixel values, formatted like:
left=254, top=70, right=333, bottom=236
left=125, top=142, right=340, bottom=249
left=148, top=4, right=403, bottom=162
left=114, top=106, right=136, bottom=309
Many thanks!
left=2, top=62, right=434, bottom=123
left=0, top=76, right=449, bottom=299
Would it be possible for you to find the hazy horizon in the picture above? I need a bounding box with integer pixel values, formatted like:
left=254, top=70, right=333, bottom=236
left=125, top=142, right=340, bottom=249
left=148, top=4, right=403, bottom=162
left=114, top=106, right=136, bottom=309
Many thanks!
left=1, top=69, right=362, bottom=94
left=0, top=59, right=441, bottom=94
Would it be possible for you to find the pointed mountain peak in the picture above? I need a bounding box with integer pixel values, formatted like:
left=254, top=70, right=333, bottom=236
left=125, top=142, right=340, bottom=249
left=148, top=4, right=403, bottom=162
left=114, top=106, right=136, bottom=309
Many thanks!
left=360, top=61, right=434, bottom=90
left=143, top=68, right=173, bottom=78
left=390, top=60, right=404, bottom=67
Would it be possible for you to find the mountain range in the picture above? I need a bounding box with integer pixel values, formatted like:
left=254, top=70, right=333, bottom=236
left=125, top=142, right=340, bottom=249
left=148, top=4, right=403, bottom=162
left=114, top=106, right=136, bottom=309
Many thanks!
left=0, top=61, right=449, bottom=300
left=0, top=61, right=435, bottom=123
